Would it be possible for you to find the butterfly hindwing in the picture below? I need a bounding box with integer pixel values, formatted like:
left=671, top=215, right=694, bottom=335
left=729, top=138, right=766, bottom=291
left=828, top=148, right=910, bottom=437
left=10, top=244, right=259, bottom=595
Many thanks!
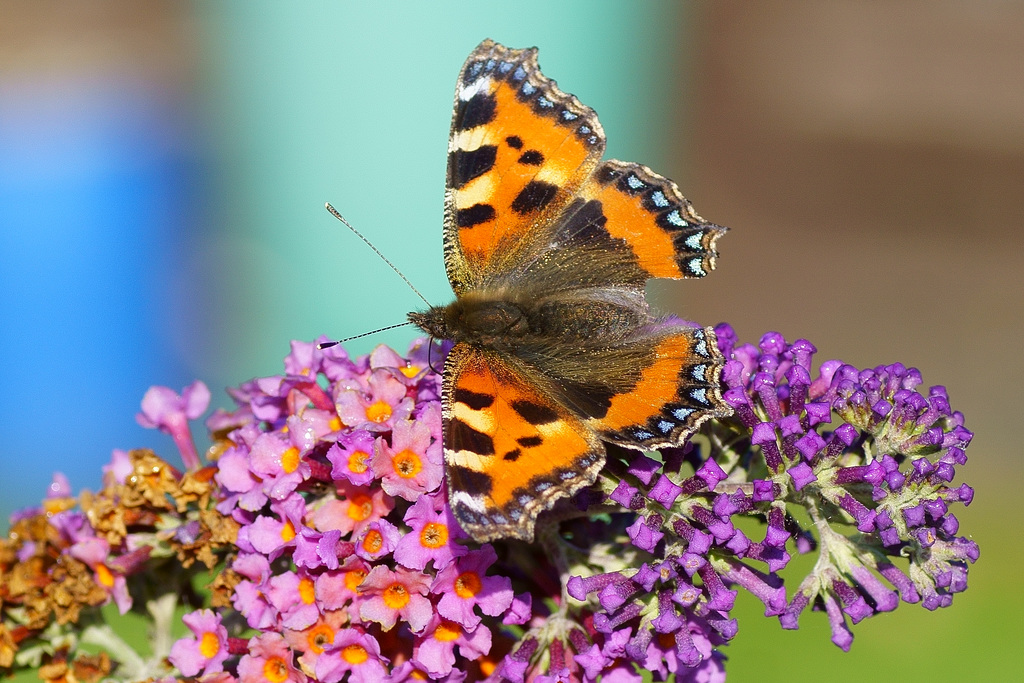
left=442, top=344, right=605, bottom=542
left=582, top=324, right=729, bottom=448
left=576, top=160, right=728, bottom=281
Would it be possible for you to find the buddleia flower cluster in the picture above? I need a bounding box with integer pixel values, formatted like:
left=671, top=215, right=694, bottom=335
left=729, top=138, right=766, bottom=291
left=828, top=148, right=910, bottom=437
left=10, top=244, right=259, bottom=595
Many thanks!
left=0, top=328, right=977, bottom=682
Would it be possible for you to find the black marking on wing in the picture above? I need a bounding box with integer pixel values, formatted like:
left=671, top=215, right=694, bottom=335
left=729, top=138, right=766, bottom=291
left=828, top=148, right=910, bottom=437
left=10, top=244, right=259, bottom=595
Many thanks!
left=502, top=448, right=522, bottom=462
left=510, top=400, right=559, bottom=426
left=449, top=146, right=497, bottom=189
left=560, top=198, right=608, bottom=242
left=454, top=91, right=497, bottom=131
left=456, top=204, right=496, bottom=228
left=449, top=418, right=495, bottom=456
left=447, top=465, right=493, bottom=495
left=453, top=388, right=495, bottom=411
left=511, top=180, right=559, bottom=214
left=517, top=150, right=544, bottom=166
left=516, top=435, right=543, bottom=448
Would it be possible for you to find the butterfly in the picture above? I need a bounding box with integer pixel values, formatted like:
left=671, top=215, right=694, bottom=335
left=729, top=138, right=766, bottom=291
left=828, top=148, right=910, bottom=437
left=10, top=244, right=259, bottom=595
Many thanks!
left=408, top=40, right=732, bottom=543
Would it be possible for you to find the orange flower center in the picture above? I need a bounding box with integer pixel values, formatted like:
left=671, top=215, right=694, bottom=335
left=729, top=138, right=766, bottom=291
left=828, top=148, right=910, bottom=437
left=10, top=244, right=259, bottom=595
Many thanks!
left=281, top=520, right=296, bottom=542
left=394, top=450, right=422, bottom=478
left=346, top=568, right=367, bottom=592
left=362, top=530, right=383, bottom=554
left=434, top=620, right=461, bottom=642
left=95, top=564, right=115, bottom=588
left=419, top=522, right=448, bottom=549
left=347, top=450, right=370, bottom=474
left=347, top=494, right=373, bottom=522
left=399, top=365, right=420, bottom=378
left=365, top=400, right=392, bottom=423
left=199, top=632, right=221, bottom=659
left=383, top=582, right=410, bottom=609
left=329, top=416, right=343, bottom=432
left=263, top=657, right=289, bottom=683
left=342, top=644, right=368, bottom=665
left=454, top=571, right=482, bottom=599
left=307, top=623, right=335, bottom=654
left=478, top=655, right=498, bottom=677
left=281, top=446, right=301, bottom=474
left=299, top=577, right=316, bottom=604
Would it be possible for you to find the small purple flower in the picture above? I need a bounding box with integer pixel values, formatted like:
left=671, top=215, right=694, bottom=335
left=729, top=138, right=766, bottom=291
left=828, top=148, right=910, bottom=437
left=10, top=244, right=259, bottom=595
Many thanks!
left=413, top=614, right=492, bottom=678
left=169, top=609, right=229, bottom=677
left=136, top=380, right=210, bottom=469
left=431, top=546, right=513, bottom=629
left=358, top=566, right=433, bottom=633
left=335, top=368, right=413, bottom=432
left=372, top=418, right=443, bottom=501
left=315, top=628, right=388, bottom=683
left=394, top=493, right=467, bottom=571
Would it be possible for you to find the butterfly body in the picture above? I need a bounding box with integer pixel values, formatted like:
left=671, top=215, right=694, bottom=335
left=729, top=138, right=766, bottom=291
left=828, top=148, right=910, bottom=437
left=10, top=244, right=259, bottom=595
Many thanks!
left=412, top=41, right=732, bottom=542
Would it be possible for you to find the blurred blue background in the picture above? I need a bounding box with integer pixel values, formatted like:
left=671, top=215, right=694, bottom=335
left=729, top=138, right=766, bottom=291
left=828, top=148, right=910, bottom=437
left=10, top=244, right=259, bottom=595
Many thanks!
left=2, top=2, right=1021, bottom=680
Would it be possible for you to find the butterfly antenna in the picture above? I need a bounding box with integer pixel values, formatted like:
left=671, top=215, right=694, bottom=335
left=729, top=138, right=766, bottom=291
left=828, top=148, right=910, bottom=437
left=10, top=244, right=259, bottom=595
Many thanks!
left=325, top=203, right=431, bottom=307
left=318, top=322, right=416, bottom=350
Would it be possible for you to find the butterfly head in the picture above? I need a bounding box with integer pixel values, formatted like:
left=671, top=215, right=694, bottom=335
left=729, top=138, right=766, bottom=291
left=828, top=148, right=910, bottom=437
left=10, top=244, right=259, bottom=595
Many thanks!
left=409, top=295, right=534, bottom=348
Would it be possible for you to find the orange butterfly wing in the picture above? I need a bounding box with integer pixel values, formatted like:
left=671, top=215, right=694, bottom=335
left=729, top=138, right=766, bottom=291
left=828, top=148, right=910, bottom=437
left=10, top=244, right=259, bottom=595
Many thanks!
left=442, top=344, right=604, bottom=542
left=444, top=40, right=605, bottom=294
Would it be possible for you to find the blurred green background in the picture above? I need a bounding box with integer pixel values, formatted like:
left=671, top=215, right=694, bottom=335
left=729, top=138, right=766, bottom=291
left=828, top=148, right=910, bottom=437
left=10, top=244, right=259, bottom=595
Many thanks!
left=1, top=1, right=1020, bottom=680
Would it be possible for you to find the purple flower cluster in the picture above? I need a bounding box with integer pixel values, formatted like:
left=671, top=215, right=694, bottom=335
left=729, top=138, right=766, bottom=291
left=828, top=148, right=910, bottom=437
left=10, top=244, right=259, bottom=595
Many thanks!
left=0, top=328, right=979, bottom=683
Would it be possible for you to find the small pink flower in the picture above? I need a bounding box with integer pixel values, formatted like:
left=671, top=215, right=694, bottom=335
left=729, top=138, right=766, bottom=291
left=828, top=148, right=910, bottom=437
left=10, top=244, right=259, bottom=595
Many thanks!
left=394, top=492, right=467, bottom=571
left=267, top=570, right=322, bottom=631
left=353, top=519, right=401, bottom=562
left=236, top=632, right=306, bottom=683
left=326, top=431, right=377, bottom=486
left=312, top=482, right=393, bottom=538
left=136, top=380, right=210, bottom=469
left=335, top=368, right=413, bottom=432
left=68, top=536, right=132, bottom=614
left=358, top=566, right=433, bottom=633
left=169, top=609, right=229, bottom=677
left=372, top=419, right=443, bottom=501
left=250, top=432, right=311, bottom=500
left=413, top=613, right=493, bottom=678
left=241, top=493, right=306, bottom=559
left=431, top=545, right=514, bottom=629
left=314, top=628, right=388, bottom=683
left=315, top=557, right=371, bottom=617
left=284, top=609, right=348, bottom=678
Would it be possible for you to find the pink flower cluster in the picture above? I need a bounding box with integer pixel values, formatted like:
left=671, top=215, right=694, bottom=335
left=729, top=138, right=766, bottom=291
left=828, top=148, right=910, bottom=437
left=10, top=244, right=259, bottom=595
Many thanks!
left=167, top=339, right=517, bottom=682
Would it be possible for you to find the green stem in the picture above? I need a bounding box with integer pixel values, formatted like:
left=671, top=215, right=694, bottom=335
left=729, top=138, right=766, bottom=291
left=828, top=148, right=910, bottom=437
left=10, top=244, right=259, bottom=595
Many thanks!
left=147, top=591, right=179, bottom=663
left=80, top=624, right=147, bottom=681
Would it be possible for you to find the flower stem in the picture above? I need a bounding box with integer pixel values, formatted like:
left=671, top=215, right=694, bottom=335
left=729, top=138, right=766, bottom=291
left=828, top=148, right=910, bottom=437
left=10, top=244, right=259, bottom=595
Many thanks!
left=80, top=624, right=148, bottom=681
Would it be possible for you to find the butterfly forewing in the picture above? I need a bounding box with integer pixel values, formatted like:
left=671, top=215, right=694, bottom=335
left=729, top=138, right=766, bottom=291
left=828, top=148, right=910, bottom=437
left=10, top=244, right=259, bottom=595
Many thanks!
left=444, top=40, right=606, bottom=294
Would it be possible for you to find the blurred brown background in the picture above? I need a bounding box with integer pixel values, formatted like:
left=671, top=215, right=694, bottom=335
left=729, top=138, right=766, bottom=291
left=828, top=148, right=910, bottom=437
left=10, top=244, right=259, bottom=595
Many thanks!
left=672, top=3, right=1022, bottom=676
left=675, top=1, right=1020, bottom=504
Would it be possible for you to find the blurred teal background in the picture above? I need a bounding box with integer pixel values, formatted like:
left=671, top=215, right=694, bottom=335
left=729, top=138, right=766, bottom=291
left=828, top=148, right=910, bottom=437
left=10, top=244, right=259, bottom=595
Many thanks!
left=2, top=2, right=1020, bottom=681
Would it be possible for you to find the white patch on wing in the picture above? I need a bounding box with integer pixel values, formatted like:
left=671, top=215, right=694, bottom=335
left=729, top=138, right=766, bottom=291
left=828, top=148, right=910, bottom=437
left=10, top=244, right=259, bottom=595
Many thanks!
left=458, top=75, right=493, bottom=102
left=451, top=489, right=488, bottom=514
